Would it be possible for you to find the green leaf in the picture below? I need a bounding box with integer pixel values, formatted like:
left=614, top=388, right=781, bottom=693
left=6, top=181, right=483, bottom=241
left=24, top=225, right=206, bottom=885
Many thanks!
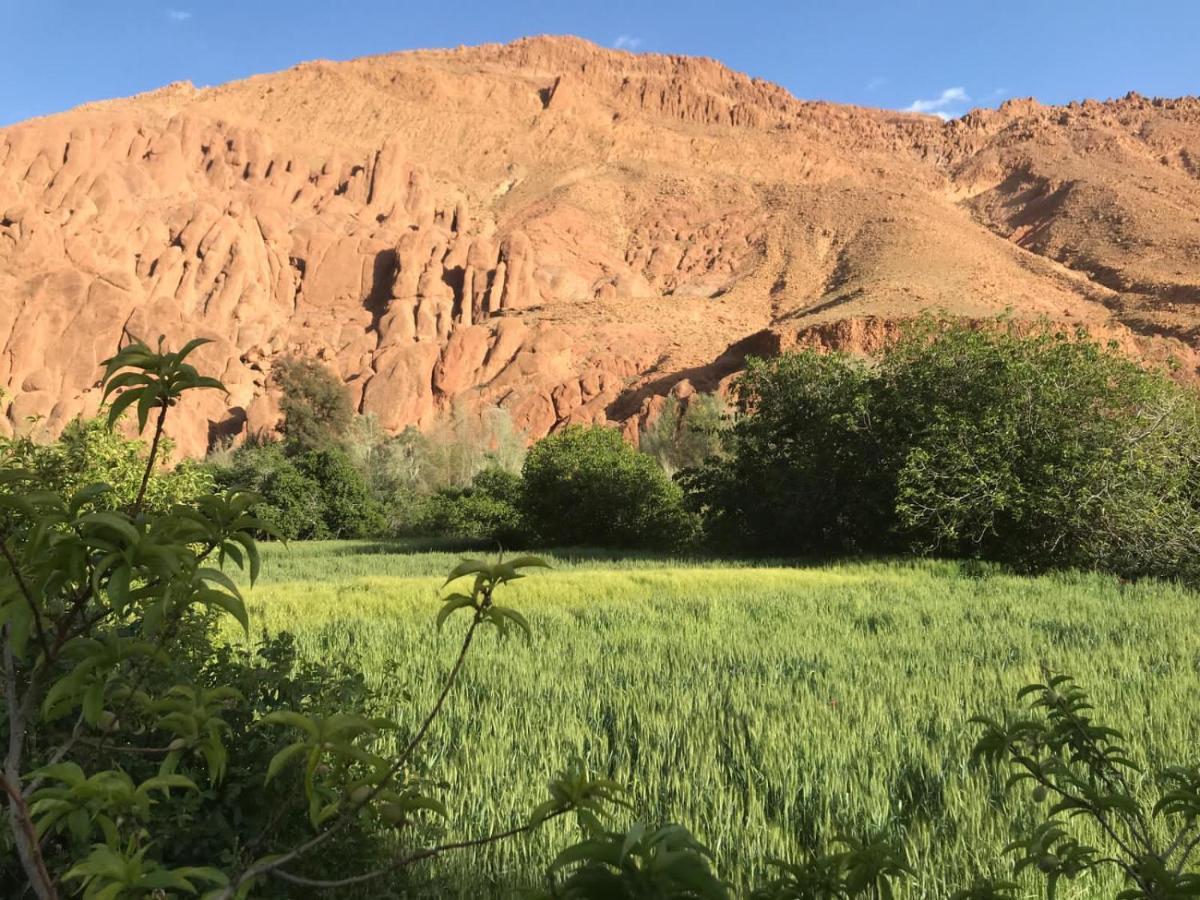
left=442, top=558, right=490, bottom=587
left=266, top=742, right=307, bottom=783
left=493, top=606, right=532, bottom=641
left=436, top=595, right=476, bottom=631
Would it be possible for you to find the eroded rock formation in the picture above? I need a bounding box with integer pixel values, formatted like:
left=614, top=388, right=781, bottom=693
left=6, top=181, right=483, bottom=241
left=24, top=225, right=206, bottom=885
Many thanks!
left=3, top=38, right=1200, bottom=453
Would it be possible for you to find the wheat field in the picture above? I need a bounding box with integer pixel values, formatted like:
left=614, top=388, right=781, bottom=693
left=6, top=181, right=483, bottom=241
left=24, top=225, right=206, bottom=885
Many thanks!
left=228, top=541, right=1200, bottom=898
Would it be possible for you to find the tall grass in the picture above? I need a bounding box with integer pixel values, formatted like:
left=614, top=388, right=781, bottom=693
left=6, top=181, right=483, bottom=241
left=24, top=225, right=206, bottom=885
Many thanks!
left=230, top=542, right=1200, bottom=898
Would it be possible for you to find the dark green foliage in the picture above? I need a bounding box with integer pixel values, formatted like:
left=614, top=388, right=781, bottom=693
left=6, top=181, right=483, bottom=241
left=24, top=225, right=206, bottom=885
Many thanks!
left=686, top=320, right=1200, bottom=578
left=417, top=466, right=528, bottom=545
left=295, top=446, right=387, bottom=539
left=2, top=631, right=395, bottom=897
left=681, top=351, right=884, bottom=554
left=273, top=356, right=354, bottom=451
left=213, top=444, right=383, bottom=540
left=522, top=425, right=695, bottom=550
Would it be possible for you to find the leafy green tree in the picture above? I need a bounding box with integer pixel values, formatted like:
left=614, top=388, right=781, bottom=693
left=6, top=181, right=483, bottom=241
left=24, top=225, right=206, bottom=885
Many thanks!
left=640, top=392, right=729, bottom=476
left=294, top=446, right=386, bottom=539
left=522, top=425, right=695, bottom=549
left=685, top=319, right=1200, bottom=577
left=1, top=416, right=211, bottom=513
left=878, top=320, right=1200, bottom=575
left=681, top=351, right=885, bottom=555
left=213, top=444, right=383, bottom=540
left=273, top=357, right=354, bottom=451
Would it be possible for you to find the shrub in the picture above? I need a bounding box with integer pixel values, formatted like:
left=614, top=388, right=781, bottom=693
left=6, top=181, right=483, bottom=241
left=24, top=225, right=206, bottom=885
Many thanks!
left=686, top=319, right=1200, bottom=578
left=416, top=466, right=527, bottom=545
left=273, top=356, right=354, bottom=451
left=213, top=443, right=383, bottom=540
left=639, top=392, right=729, bottom=476
left=522, top=425, right=694, bottom=549
left=0, top=416, right=212, bottom=512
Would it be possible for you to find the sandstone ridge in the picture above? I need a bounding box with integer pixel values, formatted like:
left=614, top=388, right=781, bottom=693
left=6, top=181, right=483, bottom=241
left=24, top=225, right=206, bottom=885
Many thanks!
left=4, top=36, right=1200, bottom=452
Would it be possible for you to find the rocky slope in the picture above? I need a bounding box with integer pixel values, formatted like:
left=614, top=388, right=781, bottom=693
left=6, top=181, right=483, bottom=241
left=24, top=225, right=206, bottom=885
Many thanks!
left=3, top=36, right=1200, bottom=453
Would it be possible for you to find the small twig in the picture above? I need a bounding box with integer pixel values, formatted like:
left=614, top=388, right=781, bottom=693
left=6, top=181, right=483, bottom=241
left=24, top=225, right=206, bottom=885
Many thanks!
left=270, top=811, right=564, bottom=889
left=0, top=536, right=52, bottom=663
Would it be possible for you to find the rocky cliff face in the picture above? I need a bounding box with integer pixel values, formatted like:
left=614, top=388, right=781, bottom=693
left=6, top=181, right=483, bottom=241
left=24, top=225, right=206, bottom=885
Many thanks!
left=3, top=36, right=1200, bottom=453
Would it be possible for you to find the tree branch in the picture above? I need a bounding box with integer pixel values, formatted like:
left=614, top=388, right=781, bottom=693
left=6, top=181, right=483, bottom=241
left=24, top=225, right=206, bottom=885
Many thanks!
left=270, top=811, right=563, bottom=890
left=0, top=536, right=52, bottom=663
left=2, top=627, right=58, bottom=899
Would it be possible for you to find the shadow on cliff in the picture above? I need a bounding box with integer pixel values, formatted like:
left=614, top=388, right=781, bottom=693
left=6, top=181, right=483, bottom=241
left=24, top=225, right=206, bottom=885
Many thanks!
left=606, top=329, right=779, bottom=421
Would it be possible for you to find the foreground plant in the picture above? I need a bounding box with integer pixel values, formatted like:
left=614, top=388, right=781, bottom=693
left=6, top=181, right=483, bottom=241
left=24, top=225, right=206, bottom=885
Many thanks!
left=961, top=671, right=1200, bottom=899
left=0, top=337, right=624, bottom=898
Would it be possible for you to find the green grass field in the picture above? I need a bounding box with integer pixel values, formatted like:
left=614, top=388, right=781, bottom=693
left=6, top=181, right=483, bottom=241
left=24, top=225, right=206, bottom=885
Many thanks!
left=230, top=541, right=1200, bottom=898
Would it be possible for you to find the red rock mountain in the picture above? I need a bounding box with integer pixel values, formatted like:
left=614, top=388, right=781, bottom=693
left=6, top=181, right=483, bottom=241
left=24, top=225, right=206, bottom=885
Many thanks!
left=3, top=36, right=1200, bottom=453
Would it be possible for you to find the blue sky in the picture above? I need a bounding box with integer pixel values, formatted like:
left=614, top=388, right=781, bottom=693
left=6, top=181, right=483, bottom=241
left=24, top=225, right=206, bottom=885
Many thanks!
left=3, top=1, right=1198, bottom=127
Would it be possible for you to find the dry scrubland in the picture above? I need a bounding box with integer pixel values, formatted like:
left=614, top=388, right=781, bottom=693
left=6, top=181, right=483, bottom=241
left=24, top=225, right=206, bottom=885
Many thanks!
left=229, top=541, right=1200, bottom=898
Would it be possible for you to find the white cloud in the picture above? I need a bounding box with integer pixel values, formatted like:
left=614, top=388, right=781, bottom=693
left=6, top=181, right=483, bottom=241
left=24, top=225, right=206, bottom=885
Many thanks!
left=613, top=34, right=642, bottom=51
left=165, top=9, right=192, bottom=21
left=903, top=86, right=970, bottom=119
left=865, top=76, right=888, bottom=93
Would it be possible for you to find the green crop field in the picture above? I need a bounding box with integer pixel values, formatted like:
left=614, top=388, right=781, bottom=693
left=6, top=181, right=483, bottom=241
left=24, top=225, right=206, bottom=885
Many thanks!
left=228, top=541, right=1200, bottom=898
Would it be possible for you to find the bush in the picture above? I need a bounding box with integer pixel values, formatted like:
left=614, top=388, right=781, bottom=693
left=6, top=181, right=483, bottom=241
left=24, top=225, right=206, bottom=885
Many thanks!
left=0, top=416, right=212, bottom=512
left=416, top=466, right=528, bottom=545
left=295, top=446, right=387, bottom=538
left=214, top=443, right=383, bottom=540
left=522, top=425, right=694, bottom=549
left=685, top=319, right=1200, bottom=578
left=273, top=356, right=354, bottom=451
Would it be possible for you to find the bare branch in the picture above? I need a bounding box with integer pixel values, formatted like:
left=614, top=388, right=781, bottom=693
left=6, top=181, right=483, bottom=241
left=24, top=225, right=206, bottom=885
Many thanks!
left=270, top=811, right=564, bottom=890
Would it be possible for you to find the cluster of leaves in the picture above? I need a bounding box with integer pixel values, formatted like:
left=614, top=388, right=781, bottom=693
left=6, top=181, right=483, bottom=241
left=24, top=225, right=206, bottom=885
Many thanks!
left=1, top=411, right=212, bottom=514
left=961, top=672, right=1200, bottom=899
left=685, top=318, right=1200, bottom=578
